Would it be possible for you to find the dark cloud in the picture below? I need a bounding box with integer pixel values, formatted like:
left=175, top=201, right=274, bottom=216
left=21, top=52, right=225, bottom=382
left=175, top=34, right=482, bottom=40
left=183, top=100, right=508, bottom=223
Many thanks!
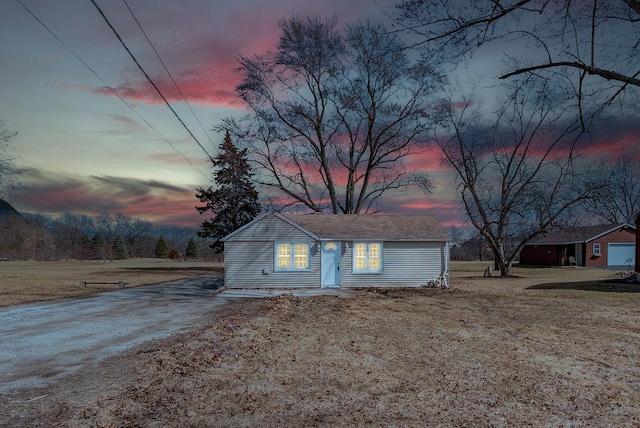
left=13, top=169, right=203, bottom=227
left=583, top=119, right=640, bottom=161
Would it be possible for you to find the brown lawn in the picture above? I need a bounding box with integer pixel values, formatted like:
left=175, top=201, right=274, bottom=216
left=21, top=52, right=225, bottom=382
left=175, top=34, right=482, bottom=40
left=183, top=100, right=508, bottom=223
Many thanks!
left=1, top=261, right=639, bottom=427
left=0, top=258, right=223, bottom=306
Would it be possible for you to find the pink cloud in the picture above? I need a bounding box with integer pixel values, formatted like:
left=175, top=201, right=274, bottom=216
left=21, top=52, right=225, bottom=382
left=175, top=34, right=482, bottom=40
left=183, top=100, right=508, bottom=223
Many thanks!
left=579, top=132, right=640, bottom=161
left=89, top=71, right=243, bottom=109
left=14, top=170, right=204, bottom=228
left=67, top=1, right=389, bottom=109
left=405, top=146, right=449, bottom=172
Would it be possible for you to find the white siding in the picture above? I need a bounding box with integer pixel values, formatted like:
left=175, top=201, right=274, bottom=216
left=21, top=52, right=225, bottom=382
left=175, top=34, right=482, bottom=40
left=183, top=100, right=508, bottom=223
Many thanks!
left=225, top=216, right=320, bottom=288
left=341, top=241, right=447, bottom=288
left=229, top=215, right=312, bottom=241
left=224, top=214, right=448, bottom=288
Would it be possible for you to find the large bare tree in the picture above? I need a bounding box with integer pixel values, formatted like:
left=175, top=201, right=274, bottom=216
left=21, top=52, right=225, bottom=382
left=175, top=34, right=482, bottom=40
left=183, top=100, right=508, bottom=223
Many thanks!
left=221, top=16, right=444, bottom=213
left=436, top=77, right=600, bottom=276
left=394, top=0, right=640, bottom=128
left=583, top=156, right=640, bottom=224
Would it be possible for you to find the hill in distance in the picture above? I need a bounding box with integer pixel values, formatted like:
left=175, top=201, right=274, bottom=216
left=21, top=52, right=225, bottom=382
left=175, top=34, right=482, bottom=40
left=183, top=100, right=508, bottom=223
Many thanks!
left=0, top=199, right=21, bottom=220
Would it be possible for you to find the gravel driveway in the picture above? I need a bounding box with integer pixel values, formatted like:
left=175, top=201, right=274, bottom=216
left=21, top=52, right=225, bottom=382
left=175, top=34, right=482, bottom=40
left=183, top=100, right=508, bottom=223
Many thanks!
left=0, top=274, right=225, bottom=393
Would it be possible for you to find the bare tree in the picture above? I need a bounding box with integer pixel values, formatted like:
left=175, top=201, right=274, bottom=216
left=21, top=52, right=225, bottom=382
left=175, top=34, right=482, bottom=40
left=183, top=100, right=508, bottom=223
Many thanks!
left=222, top=16, right=444, bottom=213
left=114, top=213, right=152, bottom=258
left=0, top=117, right=25, bottom=199
left=394, top=0, right=640, bottom=128
left=54, top=213, right=96, bottom=259
left=93, top=213, right=152, bottom=258
left=583, top=156, right=640, bottom=224
left=436, top=77, right=599, bottom=276
left=0, top=214, right=54, bottom=260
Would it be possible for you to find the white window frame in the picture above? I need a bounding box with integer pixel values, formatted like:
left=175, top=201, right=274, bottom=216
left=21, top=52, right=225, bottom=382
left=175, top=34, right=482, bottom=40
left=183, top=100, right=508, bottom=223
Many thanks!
left=274, top=242, right=310, bottom=271
left=593, top=243, right=601, bottom=256
left=352, top=242, right=383, bottom=274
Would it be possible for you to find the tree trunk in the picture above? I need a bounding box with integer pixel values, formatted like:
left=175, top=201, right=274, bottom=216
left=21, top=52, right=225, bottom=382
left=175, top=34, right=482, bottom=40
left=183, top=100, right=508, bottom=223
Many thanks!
left=495, top=258, right=508, bottom=277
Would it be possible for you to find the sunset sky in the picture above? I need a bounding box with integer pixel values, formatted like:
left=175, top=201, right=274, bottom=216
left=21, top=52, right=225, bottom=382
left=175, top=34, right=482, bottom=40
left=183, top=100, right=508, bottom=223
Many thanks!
left=1, top=0, right=638, bottom=228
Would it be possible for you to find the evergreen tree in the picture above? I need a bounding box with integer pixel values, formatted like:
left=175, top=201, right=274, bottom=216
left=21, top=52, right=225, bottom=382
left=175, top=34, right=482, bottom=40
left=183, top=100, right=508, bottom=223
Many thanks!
left=112, top=235, right=127, bottom=260
left=196, top=130, right=261, bottom=252
left=91, top=233, right=109, bottom=260
left=155, top=235, right=169, bottom=258
left=185, top=237, right=198, bottom=259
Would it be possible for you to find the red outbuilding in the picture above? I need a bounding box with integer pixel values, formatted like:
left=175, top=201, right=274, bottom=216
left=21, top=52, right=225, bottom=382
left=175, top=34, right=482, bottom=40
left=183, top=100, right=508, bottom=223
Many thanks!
left=636, top=214, right=640, bottom=273
left=520, top=223, right=636, bottom=268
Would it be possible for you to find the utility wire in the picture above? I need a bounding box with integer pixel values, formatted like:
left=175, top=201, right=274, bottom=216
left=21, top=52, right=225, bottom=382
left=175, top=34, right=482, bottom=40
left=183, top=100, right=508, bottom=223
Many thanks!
left=89, top=0, right=215, bottom=162
left=15, top=0, right=210, bottom=180
left=121, top=0, right=215, bottom=148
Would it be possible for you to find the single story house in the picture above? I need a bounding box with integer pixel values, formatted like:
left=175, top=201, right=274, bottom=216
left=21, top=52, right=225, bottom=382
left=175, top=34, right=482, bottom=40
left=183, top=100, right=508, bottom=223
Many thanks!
left=520, top=223, right=636, bottom=267
left=222, top=211, right=451, bottom=288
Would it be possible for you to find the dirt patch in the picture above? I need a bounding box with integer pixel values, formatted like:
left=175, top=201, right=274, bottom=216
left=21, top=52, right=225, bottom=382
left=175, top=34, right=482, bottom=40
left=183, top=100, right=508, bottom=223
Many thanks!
left=2, top=270, right=639, bottom=427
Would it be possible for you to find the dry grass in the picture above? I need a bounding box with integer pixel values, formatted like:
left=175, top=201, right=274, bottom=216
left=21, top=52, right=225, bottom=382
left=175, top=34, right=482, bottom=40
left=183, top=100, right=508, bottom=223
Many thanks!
left=0, top=258, right=223, bottom=306
left=1, top=262, right=639, bottom=427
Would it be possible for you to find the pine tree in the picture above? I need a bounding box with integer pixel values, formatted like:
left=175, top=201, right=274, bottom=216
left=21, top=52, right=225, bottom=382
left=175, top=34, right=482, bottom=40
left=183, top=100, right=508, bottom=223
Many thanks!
left=112, top=235, right=127, bottom=260
left=155, top=235, right=169, bottom=258
left=196, top=130, right=261, bottom=252
left=185, top=237, right=198, bottom=259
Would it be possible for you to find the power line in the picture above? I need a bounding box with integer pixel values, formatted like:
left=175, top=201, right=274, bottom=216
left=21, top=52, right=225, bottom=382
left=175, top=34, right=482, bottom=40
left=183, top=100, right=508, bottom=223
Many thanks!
left=121, top=0, right=215, bottom=148
left=89, top=0, right=215, bottom=162
left=15, top=0, right=210, bottom=180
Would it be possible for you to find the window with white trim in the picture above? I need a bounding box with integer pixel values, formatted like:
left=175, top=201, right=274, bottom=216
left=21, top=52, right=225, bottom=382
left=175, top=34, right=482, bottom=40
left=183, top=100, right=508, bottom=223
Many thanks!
left=275, top=242, right=310, bottom=271
left=353, top=242, right=382, bottom=273
left=593, top=243, right=601, bottom=256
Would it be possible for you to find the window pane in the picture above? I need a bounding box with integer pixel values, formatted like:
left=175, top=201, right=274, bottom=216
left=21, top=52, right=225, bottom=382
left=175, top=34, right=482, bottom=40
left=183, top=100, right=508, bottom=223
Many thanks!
left=368, top=243, right=381, bottom=271
left=369, top=243, right=380, bottom=257
left=277, top=244, right=291, bottom=268
left=369, top=255, right=381, bottom=271
left=293, top=244, right=308, bottom=268
left=354, top=243, right=367, bottom=270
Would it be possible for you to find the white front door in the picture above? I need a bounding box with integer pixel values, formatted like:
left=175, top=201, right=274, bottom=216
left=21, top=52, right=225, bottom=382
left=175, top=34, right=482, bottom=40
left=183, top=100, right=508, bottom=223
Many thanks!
left=321, top=241, right=341, bottom=288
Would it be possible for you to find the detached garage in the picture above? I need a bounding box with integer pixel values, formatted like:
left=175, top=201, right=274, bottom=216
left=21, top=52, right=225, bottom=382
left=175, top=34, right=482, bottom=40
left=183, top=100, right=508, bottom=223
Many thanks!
left=520, top=223, right=636, bottom=268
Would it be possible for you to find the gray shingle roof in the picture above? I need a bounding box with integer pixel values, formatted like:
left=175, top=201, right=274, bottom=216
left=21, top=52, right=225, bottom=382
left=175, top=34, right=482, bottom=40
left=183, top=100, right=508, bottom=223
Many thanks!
left=283, top=213, right=450, bottom=241
left=527, top=223, right=636, bottom=245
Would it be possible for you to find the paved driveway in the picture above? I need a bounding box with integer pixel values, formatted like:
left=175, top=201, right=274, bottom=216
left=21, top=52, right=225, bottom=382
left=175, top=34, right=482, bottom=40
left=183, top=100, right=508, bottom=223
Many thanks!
left=0, top=276, right=353, bottom=394
left=0, top=274, right=225, bottom=393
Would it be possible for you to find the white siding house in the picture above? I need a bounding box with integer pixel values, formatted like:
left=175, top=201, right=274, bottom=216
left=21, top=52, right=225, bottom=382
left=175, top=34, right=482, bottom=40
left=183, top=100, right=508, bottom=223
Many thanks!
left=222, top=211, right=450, bottom=289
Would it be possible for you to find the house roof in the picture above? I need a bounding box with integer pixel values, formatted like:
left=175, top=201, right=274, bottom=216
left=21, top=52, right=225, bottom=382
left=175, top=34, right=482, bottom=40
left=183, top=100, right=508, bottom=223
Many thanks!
left=283, top=212, right=450, bottom=241
left=526, top=223, right=636, bottom=245
left=222, top=211, right=450, bottom=242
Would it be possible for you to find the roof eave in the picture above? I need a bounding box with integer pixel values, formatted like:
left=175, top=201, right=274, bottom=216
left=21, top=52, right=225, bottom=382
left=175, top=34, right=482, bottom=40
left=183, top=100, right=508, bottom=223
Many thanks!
left=317, top=237, right=451, bottom=242
left=222, top=211, right=321, bottom=242
left=526, top=222, right=637, bottom=246
left=584, top=223, right=636, bottom=243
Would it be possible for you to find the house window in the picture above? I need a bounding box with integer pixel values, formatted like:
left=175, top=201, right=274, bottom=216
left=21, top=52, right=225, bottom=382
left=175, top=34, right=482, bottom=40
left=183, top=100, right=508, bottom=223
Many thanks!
left=275, top=242, right=310, bottom=271
left=353, top=242, right=383, bottom=273
left=593, top=243, right=601, bottom=256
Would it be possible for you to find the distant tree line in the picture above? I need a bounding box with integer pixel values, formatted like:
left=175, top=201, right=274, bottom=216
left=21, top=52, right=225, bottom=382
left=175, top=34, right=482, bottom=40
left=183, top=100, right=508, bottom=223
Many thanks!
left=0, top=211, right=217, bottom=261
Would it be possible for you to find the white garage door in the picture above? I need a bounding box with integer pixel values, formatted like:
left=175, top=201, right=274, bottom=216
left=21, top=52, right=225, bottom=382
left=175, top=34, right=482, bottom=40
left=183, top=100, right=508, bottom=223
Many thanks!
left=607, top=243, right=635, bottom=266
